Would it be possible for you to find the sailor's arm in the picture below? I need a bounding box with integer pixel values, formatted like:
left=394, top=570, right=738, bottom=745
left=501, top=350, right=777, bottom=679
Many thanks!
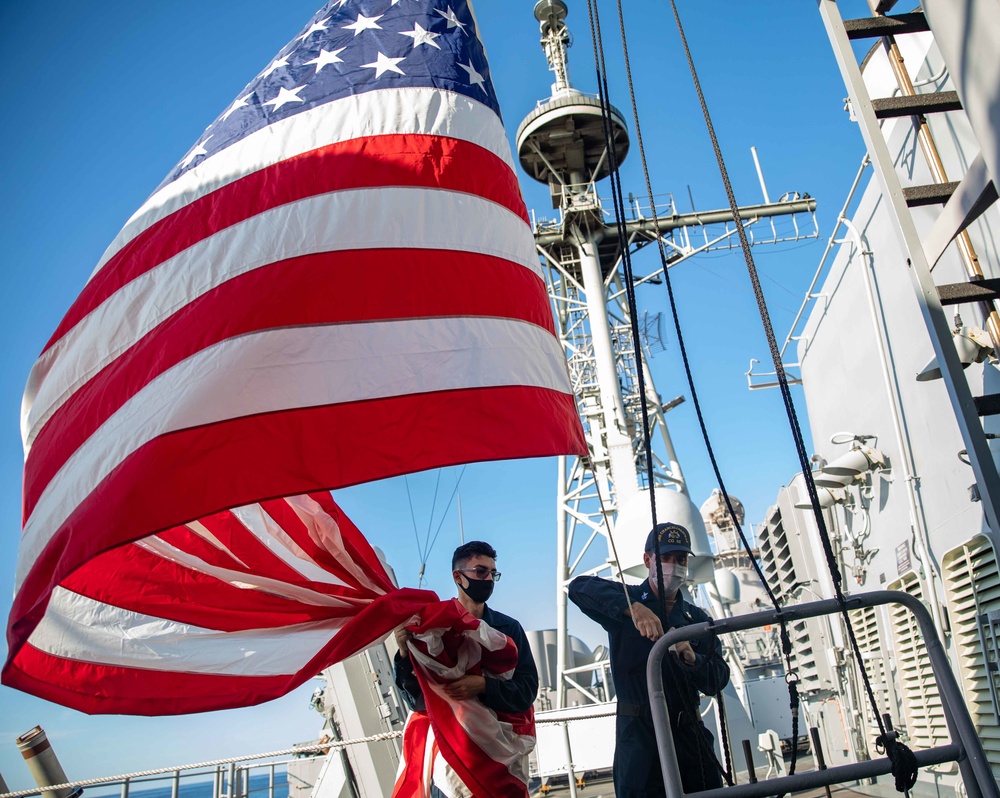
left=480, top=622, right=539, bottom=714
left=567, top=575, right=631, bottom=630
left=392, top=628, right=426, bottom=712
left=677, top=616, right=731, bottom=696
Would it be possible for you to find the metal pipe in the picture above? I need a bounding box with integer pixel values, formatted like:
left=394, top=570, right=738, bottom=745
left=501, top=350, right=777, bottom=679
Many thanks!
left=880, top=37, right=1000, bottom=350
left=555, top=454, right=569, bottom=709
left=170, top=771, right=179, bottom=798
left=809, top=727, right=833, bottom=798
left=647, top=591, right=999, bottom=798
left=742, top=740, right=757, bottom=783
left=535, top=198, right=816, bottom=245
left=750, top=147, right=772, bottom=204
left=562, top=723, right=579, bottom=798
left=845, top=218, right=949, bottom=638
left=15, top=727, right=79, bottom=798
left=574, top=231, right=638, bottom=504
left=779, top=155, right=870, bottom=361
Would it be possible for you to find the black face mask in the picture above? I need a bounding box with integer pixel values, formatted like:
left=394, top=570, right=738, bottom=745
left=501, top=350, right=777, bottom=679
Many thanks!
left=459, top=576, right=494, bottom=604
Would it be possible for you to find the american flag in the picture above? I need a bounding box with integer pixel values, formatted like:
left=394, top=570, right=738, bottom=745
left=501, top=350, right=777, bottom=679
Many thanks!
left=6, top=0, right=585, bottom=714
left=393, top=600, right=536, bottom=798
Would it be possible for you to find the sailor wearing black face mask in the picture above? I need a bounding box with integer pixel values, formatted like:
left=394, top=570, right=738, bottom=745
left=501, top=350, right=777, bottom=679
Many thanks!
left=569, top=522, right=730, bottom=798
left=392, top=540, right=539, bottom=715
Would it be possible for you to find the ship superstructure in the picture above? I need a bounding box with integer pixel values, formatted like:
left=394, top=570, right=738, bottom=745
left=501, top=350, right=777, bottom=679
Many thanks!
left=745, top=1, right=1000, bottom=792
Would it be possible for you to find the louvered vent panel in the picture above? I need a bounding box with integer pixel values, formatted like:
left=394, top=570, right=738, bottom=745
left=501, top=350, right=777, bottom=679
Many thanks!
left=942, top=536, right=1000, bottom=777
left=757, top=506, right=820, bottom=685
left=849, top=606, right=893, bottom=742
left=886, top=574, right=948, bottom=750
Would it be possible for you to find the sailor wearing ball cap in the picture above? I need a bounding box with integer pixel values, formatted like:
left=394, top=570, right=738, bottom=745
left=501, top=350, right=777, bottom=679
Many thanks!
left=568, top=521, right=730, bottom=797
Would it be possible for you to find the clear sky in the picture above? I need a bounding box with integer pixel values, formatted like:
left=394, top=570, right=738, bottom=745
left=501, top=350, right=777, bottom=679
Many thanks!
left=0, top=0, right=873, bottom=789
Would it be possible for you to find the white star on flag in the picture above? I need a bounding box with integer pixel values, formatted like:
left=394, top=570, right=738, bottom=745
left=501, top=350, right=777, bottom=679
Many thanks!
left=457, top=61, right=486, bottom=92
left=343, top=13, right=383, bottom=36
left=399, top=23, right=441, bottom=49
left=297, top=18, right=329, bottom=40
left=220, top=94, right=252, bottom=121
left=304, top=47, right=347, bottom=72
left=180, top=136, right=212, bottom=168
left=435, top=6, right=467, bottom=34
left=260, top=56, right=290, bottom=78
left=361, top=52, right=406, bottom=78
left=263, top=85, right=306, bottom=110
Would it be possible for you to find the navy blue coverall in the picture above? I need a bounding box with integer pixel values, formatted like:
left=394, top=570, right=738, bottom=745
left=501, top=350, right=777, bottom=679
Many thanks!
left=569, top=575, right=730, bottom=797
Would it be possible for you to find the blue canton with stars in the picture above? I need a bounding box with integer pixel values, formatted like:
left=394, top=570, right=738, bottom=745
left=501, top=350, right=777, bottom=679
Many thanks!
left=163, top=0, right=498, bottom=189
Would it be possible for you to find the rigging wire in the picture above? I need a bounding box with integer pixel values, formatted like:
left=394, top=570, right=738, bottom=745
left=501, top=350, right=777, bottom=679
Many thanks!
left=404, top=475, right=424, bottom=559
left=582, top=0, right=665, bottom=607
left=425, top=466, right=467, bottom=556
left=584, top=0, right=732, bottom=784
left=408, top=467, right=468, bottom=587
left=661, top=0, right=916, bottom=789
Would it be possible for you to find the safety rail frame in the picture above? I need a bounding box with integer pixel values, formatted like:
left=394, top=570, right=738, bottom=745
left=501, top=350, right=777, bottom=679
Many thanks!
left=647, top=591, right=999, bottom=798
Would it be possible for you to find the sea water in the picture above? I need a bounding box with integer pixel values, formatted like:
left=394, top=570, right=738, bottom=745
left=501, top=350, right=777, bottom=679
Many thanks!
left=87, top=771, right=289, bottom=798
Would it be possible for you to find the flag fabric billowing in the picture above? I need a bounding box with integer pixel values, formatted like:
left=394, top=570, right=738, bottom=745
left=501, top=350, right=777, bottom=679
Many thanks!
left=6, top=0, right=585, bottom=713
left=392, top=600, right=536, bottom=798
left=8, top=491, right=436, bottom=714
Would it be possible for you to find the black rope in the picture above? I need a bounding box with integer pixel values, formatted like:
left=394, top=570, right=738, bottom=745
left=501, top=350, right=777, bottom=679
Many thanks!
left=584, top=0, right=666, bottom=614
left=606, top=0, right=804, bottom=774
left=708, top=617, right=735, bottom=785
left=665, top=645, right=733, bottom=788
left=661, top=0, right=917, bottom=789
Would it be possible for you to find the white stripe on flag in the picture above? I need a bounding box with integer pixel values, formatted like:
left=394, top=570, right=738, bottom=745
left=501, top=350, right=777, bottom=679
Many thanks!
left=95, top=88, right=516, bottom=278
left=227, top=504, right=356, bottom=588
left=19, top=316, right=571, bottom=585
left=134, top=538, right=361, bottom=608
left=24, top=186, right=539, bottom=449
left=28, top=587, right=351, bottom=676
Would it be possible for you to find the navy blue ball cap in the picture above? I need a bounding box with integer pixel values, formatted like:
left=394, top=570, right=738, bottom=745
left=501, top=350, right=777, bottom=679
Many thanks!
left=645, top=522, right=693, bottom=555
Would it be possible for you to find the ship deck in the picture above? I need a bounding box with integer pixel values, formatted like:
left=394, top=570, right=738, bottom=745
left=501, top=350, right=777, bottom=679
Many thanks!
left=531, top=763, right=938, bottom=798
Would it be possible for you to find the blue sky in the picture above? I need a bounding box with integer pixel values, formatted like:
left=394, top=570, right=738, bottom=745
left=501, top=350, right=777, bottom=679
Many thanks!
left=0, top=0, right=872, bottom=787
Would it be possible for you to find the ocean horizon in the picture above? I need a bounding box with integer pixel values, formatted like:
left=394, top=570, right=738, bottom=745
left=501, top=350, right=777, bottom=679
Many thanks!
left=87, top=771, right=289, bottom=798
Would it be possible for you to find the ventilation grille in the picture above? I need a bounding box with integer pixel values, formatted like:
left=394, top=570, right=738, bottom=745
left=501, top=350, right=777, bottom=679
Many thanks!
left=942, top=536, right=1000, bottom=777
left=885, top=573, right=948, bottom=750
left=758, top=505, right=823, bottom=686
left=848, top=605, right=895, bottom=743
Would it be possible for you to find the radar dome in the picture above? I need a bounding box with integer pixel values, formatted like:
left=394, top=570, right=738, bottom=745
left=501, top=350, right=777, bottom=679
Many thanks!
left=612, top=488, right=714, bottom=583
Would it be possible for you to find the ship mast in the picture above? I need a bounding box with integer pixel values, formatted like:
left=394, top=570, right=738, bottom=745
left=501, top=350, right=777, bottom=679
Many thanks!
left=518, top=0, right=818, bottom=708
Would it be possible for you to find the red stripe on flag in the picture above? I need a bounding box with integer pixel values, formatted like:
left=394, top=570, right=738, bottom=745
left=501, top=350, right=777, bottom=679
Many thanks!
left=392, top=712, right=432, bottom=798
left=60, top=543, right=352, bottom=632
left=24, top=250, right=553, bottom=519
left=261, top=494, right=396, bottom=595
left=191, top=512, right=338, bottom=590
left=12, top=388, right=584, bottom=646
left=4, top=588, right=437, bottom=715
left=45, top=135, right=528, bottom=351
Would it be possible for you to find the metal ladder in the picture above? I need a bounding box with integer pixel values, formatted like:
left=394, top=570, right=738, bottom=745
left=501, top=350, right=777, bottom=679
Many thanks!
left=816, top=0, right=1000, bottom=540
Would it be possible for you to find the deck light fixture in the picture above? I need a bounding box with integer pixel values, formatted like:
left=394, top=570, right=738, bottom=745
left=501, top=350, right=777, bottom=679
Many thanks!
left=813, top=433, right=887, bottom=487
left=916, top=314, right=994, bottom=382
left=793, top=486, right=847, bottom=509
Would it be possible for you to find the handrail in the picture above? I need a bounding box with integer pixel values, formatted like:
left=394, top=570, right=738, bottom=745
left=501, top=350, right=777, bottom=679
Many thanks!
left=646, top=591, right=1000, bottom=798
